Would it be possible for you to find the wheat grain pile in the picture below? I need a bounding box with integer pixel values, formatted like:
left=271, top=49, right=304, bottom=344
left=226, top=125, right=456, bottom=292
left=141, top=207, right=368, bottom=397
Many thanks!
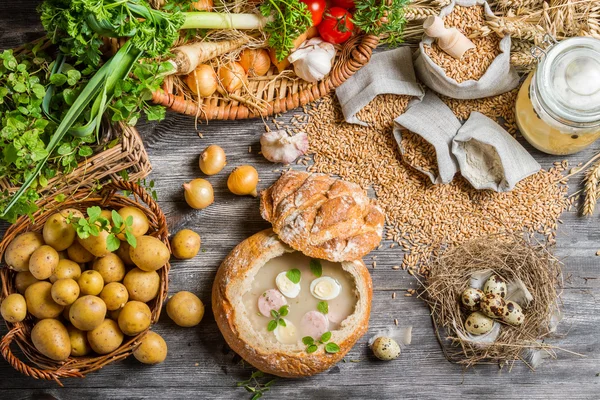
left=296, top=95, right=570, bottom=272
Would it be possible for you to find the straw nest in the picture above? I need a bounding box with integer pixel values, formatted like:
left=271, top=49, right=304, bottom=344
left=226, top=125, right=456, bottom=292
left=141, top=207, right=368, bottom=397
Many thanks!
left=420, top=235, right=563, bottom=369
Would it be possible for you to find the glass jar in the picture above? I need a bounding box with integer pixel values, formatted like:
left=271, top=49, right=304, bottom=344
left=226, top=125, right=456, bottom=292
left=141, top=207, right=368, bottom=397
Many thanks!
left=515, top=35, right=600, bottom=155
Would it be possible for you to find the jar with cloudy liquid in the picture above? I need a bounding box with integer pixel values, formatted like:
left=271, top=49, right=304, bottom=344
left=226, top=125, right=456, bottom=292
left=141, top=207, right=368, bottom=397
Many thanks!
left=515, top=36, right=600, bottom=155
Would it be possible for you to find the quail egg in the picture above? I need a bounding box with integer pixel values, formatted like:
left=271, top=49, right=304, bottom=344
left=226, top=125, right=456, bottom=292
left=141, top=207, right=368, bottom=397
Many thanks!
left=502, top=300, right=525, bottom=326
left=461, top=288, right=484, bottom=311
left=483, top=274, right=507, bottom=298
left=480, top=293, right=506, bottom=319
left=310, top=276, right=341, bottom=300
left=371, top=337, right=401, bottom=361
left=465, top=312, right=494, bottom=335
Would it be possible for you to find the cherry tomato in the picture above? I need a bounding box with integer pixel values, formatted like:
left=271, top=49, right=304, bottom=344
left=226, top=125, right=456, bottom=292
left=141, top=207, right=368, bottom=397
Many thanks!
left=318, top=7, right=354, bottom=44
left=300, top=0, right=326, bottom=26
left=332, top=0, right=355, bottom=9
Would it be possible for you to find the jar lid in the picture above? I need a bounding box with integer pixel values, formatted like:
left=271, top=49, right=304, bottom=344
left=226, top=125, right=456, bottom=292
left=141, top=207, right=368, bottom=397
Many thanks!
left=536, top=37, right=600, bottom=127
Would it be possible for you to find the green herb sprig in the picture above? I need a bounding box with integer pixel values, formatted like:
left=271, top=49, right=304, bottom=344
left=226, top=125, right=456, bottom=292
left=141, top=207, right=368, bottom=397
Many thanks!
left=260, top=0, right=313, bottom=61
left=285, top=268, right=301, bottom=284
left=67, top=206, right=137, bottom=252
left=352, top=0, right=411, bottom=46
left=236, top=370, right=277, bottom=400
left=309, top=259, right=322, bottom=277
left=302, top=331, right=340, bottom=354
left=267, top=305, right=289, bottom=331
left=317, top=301, right=328, bottom=314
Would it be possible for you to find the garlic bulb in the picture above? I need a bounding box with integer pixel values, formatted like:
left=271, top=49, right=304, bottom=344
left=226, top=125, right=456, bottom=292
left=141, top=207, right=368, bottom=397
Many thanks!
left=287, top=38, right=336, bottom=83
left=260, top=130, right=309, bottom=164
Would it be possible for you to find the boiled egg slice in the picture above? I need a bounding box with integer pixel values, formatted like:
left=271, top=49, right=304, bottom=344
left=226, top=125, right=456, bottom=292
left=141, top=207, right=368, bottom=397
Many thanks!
left=274, top=319, right=297, bottom=344
left=276, top=271, right=301, bottom=298
left=310, top=276, right=341, bottom=300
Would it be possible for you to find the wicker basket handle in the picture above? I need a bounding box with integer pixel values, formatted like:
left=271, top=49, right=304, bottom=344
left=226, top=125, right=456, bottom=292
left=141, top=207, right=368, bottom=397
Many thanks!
left=0, top=325, right=84, bottom=385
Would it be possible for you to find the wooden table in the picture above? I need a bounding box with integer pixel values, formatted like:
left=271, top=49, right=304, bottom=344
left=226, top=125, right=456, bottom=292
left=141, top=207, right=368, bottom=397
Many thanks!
left=1, top=2, right=599, bottom=399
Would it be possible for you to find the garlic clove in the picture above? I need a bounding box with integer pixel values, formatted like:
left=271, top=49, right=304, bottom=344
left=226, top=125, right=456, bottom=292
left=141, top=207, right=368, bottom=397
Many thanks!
left=260, top=130, right=309, bottom=164
left=288, top=38, right=336, bottom=83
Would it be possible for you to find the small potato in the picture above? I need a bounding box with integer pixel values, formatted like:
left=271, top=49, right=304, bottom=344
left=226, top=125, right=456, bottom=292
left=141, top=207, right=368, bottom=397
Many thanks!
left=118, top=301, right=152, bottom=336
left=129, top=236, right=170, bottom=272
left=67, top=325, right=92, bottom=357
left=166, top=291, right=204, bottom=328
left=109, top=308, right=122, bottom=321
left=69, top=295, right=107, bottom=331
left=4, top=232, right=44, bottom=272
left=133, top=331, right=167, bottom=365
left=1, top=293, right=27, bottom=322
left=15, top=271, right=40, bottom=294
left=77, top=229, right=112, bottom=258
left=25, top=281, right=64, bottom=319
left=171, top=229, right=201, bottom=260
left=92, top=253, right=126, bottom=283
left=51, top=279, right=80, bottom=306
left=31, top=319, right=71, bottom=361
left=42, top=209, right=83, bottom=251
left=29, top=245, right=59, bottom=280
left=117, top=207, right=149, bottom=239
left=87, top=319, right=124, bottom=355
left=100, top=282, right=129, bottom=311
left=123, top=268, right=160, bottom=303
left=115, top=242, right=134, bottom=266
left=78, top=270, right=104, bottom=296
left=50, top=259, right=82, bottom=283
left=67, top=241, right=95, bottom=263
left=100, top=209, right=113, bottom=223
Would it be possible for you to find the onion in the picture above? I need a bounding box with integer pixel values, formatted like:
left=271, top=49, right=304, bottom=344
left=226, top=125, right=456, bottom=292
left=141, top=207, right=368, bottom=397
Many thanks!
left=218, top=62, right=247, bottom=93
left=192, top=0, right=213, bottom=11
left=183, top=179, right=214, bottom=209
left=199, top=145, right=227, bottom=175
left=185, top=64, right=218, bottom=97
left=238, top=49, right=271, bottom=77
left=227, top=165, right=259, bottom=197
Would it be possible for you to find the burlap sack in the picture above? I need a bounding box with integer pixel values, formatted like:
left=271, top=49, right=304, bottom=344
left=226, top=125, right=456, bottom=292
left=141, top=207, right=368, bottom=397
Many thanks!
left=414, top=0, right=520, bottom=99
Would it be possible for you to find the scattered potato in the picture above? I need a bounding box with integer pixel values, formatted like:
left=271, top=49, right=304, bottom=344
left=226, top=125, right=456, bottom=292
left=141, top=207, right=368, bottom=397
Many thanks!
left=78, top=270, right=105, bottom=296
left=50, top=259, right=82, bottom=283
left=87, top=319, right=124, bottom=355
left=25, top=281, right=64, bottom=319
left=51, top=278, right=80, bottom=306
left=29, top=245, right=59, bottom=280
left=166, top=291, right=204, bottom=328
left=31, top=319, right=71, bottom=361
left=15, top=271, right=40, bottom=294
left=93, top=253, right=126, bottom=283
left=133, top=331, right=168, bottom=365
left=42, top=209, right=83, bottom=251
left=117, top=207, right=150, bottom=239
left=129, top=236, right=170, bottom=272
left=118, top=301, right=152, bottom=336
left=4, top=232, right=44, bottom=272
left=67, top=325, right=93, bottom=357
left=69, top=295, right=107, bottom=331
left=67, top=241, right=95, bottom=263
left=115, top=242, right=134, bottom=266
left=171, top=229, right=201, bottom=260
left=100, top=282, right=129, bottom=311
left=77, top=229, right=112, bottom=258
left=1, top=293, right=27, bottom=323
left=123, top=268, right=160, bottom=303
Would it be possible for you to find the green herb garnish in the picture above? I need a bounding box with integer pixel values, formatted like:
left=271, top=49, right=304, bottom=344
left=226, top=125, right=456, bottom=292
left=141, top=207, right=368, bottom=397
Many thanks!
left=317, top=301, right=328, bottom=315
left=236, top=370, right=277, bottom=400
left=352, top=0, right=411, bottom=47
left=67, top=206, right=137, bottom=252
left=302, top=331, right=339, bottom=354
left=267, top=305, right=289, bottom=331
left=286, top=268, right=301, bottom=284
left=309, top=259, right=322, bottom=277
left=260, top=0, right=313, bottom=61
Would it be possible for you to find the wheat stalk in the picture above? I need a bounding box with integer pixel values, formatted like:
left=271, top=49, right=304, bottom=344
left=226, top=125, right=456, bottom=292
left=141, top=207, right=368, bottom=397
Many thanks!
left=405, top=6, right=440, bottom=21
left=583, top=160, right=600, bottom=216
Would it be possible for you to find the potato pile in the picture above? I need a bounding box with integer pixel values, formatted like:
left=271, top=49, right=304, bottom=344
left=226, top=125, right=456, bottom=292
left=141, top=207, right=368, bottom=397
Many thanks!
left=460, top=274, right=526, bottom=336
left=0, top=206, right=170, bottom=364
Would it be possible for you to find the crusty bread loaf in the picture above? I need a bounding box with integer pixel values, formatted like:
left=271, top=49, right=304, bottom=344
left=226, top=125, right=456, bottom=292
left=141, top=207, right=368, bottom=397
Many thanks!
left=212, top=229, right=372, bottom=377
left=260, top=171, right=385, bottom=262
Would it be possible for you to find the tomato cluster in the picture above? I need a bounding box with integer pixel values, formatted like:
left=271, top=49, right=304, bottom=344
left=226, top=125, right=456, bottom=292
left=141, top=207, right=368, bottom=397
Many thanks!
left=300, top=0, right=355, bottom=44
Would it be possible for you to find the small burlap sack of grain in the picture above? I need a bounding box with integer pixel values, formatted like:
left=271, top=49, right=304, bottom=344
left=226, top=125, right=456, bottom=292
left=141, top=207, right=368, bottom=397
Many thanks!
left=452, top=112, right=541, bottom=191
left=414, top=0, right=519, bottom=99
left=336, top=48, right=424, bottom=126
left=393, top=91, right=461, bottom=184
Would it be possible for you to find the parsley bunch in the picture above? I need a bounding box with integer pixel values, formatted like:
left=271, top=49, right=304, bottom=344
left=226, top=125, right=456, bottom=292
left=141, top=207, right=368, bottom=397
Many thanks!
left=67, top=206, right=137, bottom=251
left=260, top=0, right=313, bottom=61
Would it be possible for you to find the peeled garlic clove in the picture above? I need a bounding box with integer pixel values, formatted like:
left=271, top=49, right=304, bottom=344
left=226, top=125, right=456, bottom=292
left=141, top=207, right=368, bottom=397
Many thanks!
left=260, top=130, right=308, bottom=164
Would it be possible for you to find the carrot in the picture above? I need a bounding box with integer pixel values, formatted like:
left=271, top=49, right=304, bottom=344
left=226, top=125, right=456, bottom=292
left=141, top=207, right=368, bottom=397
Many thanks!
left=170, top=38, right=249, bottom=75
left=269, top=27, right=318, bottom=72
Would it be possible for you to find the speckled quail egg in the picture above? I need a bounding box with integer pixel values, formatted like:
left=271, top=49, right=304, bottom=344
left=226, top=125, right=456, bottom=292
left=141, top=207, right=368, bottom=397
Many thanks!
left=465, top=312, right=494, bottom=335
left=480, top=293, right=506, bottom=319
left=461, top=288, right=484, bottom=311
left=483, top=274, right=507, bottom=298
left=502, top=300, right=525, bottom=326
left=371, top=337, right=401, bottom=361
